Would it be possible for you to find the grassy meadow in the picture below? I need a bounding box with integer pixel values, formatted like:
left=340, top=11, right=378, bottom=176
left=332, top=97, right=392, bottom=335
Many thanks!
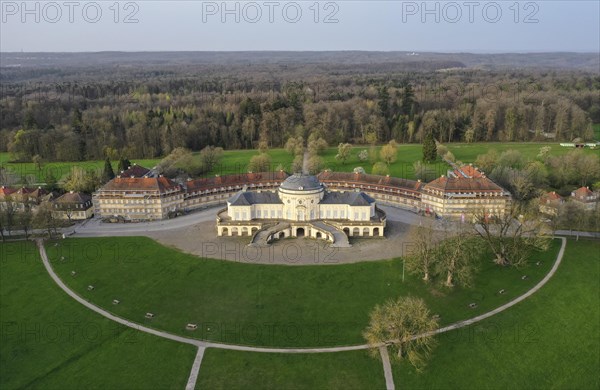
left=0, top=240, right=197, bottom=390
left=47, top=236, right=560, bottom=348
left=2, top=139, right=598, bottom=185
left=393, top=238, right=600, bottom=390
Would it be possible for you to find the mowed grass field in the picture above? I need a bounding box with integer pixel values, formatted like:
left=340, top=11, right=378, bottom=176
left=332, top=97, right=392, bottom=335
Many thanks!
left=0, top=148, right=294, bottom=184
left=47, top=237, right=560, bottom=348
left=196, top=349, right=386, bottom=390
left=320, top=142, right=600, bottom=180
left=393, top=238, right=600, bottom=390
left=0, top=241, right=197, bottom=390
left=3, top=140, right=598, bottom=184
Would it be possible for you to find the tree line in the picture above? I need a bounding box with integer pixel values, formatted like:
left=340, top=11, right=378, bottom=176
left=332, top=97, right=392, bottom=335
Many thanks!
left=2, top=65, right=598, bottom=163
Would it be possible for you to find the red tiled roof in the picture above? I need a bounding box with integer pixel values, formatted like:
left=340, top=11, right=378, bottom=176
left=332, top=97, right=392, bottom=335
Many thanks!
left=101, top=177, right=181, bottom=193
left=572, top=186, right=593, bottom=197
left=0, top=186, right=48, bottom=200
left=454, top=165, right=483, bottom=178
left=540, top=191, right=562, bottom=204
left=0, top=186, right=17, bottom=197
left=424, top=176, right=504, bottom=193
left=118, top=164, right=151, bottom=178
left=317, top=171, right=423, bottom=192
left=55, top=191, right=92, bottom=204
left=186, top=171, right=289, bottom=191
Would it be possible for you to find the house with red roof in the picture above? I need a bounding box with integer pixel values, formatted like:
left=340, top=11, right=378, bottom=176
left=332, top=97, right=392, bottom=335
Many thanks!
left=539, top=191, right=564, bottom=216
left=0, top=185, right=54, bottom=211
left=571, top=186, right=599, bottom=210
left=52, top=191, right=94, bottom=220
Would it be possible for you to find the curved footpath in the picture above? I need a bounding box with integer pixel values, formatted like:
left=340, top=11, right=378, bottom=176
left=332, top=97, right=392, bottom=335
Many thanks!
left=37, top=237, right=567, bottom=390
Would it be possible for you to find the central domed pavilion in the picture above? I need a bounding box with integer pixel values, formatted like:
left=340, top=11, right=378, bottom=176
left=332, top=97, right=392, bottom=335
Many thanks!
left=216, top=173, right=386, bottom=245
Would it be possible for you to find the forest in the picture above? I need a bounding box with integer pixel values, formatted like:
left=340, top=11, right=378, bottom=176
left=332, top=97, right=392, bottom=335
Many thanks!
left=1, top=52, right=599, bottom=163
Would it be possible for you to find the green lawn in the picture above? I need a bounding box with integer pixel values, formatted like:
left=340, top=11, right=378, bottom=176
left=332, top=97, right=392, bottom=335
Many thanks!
left=393, top=238, right=600, bottom=389
left=593, top=123, right=600, bottom=141
left=320, top=145, right=445, bottom=180
left=0, top=241, right=197, bottom=390
left=47, top=237, right=560, bottom=348
left=448, top=142, right=599, bottom=162
left=320, top=142, right=599, bottom=181
left=0, top=148, right=294, bottom=184
left=3, top=141, right=598, bottom=185
left=0, top=154, right=161, bottom=184
left=209, top=148, right=294, bottom=176
left=196, top=349, right=385, bottom=390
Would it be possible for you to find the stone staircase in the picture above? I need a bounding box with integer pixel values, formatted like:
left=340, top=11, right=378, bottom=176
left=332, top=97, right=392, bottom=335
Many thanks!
left=250, top=222, right=290, bottom=247
left=310, top=221, right=351, bottom=248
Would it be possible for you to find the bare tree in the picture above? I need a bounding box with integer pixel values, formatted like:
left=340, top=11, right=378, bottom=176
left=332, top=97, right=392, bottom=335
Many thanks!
left=34, top=202, right=59, bottom=238
left=435, top=224, right=482, bottom=287
left=17, top=207, right=34, bottom=240
left=199, top=145, right=224, bottom=172
left=2, top=197, right=17, bottom=237
left=363, top=296, right=439, bottom=372
left=557, top=201, right=586, bottom=240
left=472, top=204, right=550, bottom=267
left=405, top=221, right=440, bottom=282
left=0, top=208, right=6, bottom=242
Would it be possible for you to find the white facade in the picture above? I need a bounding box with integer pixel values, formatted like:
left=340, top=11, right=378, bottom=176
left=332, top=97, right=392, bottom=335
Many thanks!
left=227, top=175, right=376, bottom=223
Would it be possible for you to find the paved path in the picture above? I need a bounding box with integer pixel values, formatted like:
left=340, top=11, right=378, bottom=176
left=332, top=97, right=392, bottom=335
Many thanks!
left=302, top=150, right=309, bottom=174
left=185, top=347, right=206, bottom=390
left=37, top=236, right=567, bottom=388
left=554, top=230, right=600, bottom=239
left=379, top=346, right=395, bottom=390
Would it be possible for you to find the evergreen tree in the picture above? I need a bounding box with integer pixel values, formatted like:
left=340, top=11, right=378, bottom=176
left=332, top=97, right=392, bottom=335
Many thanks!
left=118, top=158, right=131, bottom=172
left=422, top=132, right=437, bottom=163
left=102, top=157, right=115, bottom=182
left=45, top=172, right=58, bottom=192
left=401, top=83, right=415, bottom=118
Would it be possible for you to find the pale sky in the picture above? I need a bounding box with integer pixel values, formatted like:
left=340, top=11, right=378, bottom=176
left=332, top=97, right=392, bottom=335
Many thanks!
left=0, top=1, right=598, bottom=52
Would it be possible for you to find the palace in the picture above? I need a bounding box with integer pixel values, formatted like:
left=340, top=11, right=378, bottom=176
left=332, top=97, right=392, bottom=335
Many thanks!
left=216, top=174, right=386, bottom=246
left=93, top=165, right=512, bottom=227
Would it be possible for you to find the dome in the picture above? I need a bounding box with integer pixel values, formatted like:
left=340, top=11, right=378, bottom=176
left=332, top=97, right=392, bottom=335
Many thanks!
left=279, top=174, right=323, bottom=191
